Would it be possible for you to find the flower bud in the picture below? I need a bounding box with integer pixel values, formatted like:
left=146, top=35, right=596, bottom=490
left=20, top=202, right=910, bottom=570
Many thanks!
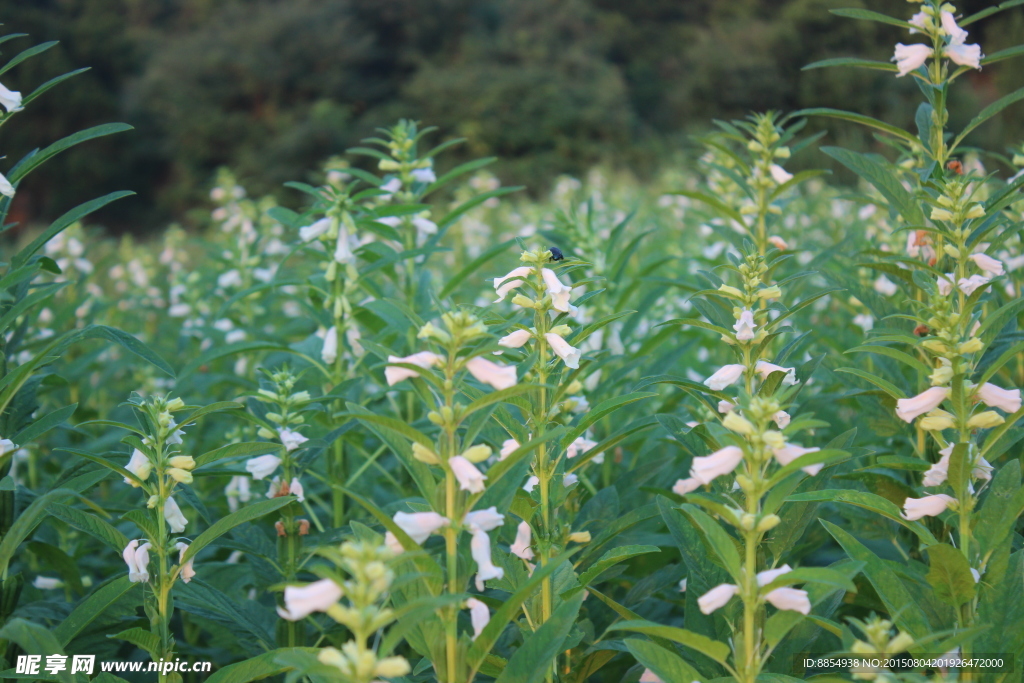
left=374, top=657, right=411, bottom=678
left=718, top=284, right=743, bottom=298
left=412, top=442, right=441, bottom=465
left=168, top=468, right=193, bottom=484
left=757, top=285, right=781, bottom=300
left=168, top=455, right=195, bottom=470
left=756, top=514, right=781, bottom=532
left=427, top=411, right=444, bottom=426
left=461, top=445, right=493, bottom=463
left=722, top=412, right=755, bottom=435
left=165, top=398, right=185, bottom=411
left=740, top=513, right=757, bottom=530
left=147, top=494, right=159, bottom=509
left=959, top=337, right=984, bottom=355
left=511, top=293, right=537, bottom=309
left=920, top=410, right=955, bottom=431
left=921, top=339, right=949, bottom=354
left=967, top=411, right=1004, bottom=429
left=568, top=531, right=591, bottom=543
left=943, top=245, right=960, bottom=258
left=762, top=430, right=785, bottom=450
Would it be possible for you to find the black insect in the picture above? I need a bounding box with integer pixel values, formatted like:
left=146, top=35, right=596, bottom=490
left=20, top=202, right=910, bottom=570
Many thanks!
left=548, top=247, right=564, bottom=261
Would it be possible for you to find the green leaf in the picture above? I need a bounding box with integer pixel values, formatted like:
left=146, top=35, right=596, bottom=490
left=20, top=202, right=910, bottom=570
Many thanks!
left=981, top=43, right=1024, bottom=65
left=563, top=392, right=656, bottom=446
left=10, top=403, right=76, bottom=445
left=679, top=504, right=742, bottom=582
left=609, top=620, right=730, bottom=665
left=952, top=86, right=1024, bottom=150
left=109, top=627, right=161, bottom=659
left=821, top=147, right=925, bottom=225
left=925, top=543, right=976, bottom=607
left=182, top=497, right=294, bottom=563
left=71, top=325, right=174, bottom=376
left=835, top=367, right=904, bottom=399
left=48, top=503, right=129, bottom=553
left=671, top=189, right=747, bottom=227
left=573, top=545, right=660, bottom=591
left=438, top=237, right=517, bottom=299
left=762, top=567, right=858, bottom=593
left=788, top=489, right=937, bottom=545
left=0, top=488, right=75, bottom=574
left=9, top=124, right=133, bottom=184
left=57, top=448, right=145, bottom=488
left=205, top=648, right=320, bottom=683
left=829, top=7, right=912, bottom=28
left=846, top=345, right=930, bottom=375
left=802, top=57, right=898, bottom=73
left=822, top=520, right=932, bottom=639
left=804, top=111, right=917, bottom=147
left=962, top=0, right=1024, bottom=25
left=494, top=591, right=583, bottom=683
left=22, top=67, right=90, bottom=106
left=0, top=618, right=73, bottom=683
left=178, top=340, right=289, bottom=379
left=195, top=441, right=283, bottom=468
left=624, top=638, right=707, bottom=683
left=0, top=40, right=59, bottom=77
left=54, top=576, right=137, bottom=646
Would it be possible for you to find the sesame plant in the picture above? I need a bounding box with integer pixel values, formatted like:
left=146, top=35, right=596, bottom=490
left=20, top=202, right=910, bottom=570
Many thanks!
left=4, top=3, right=1024, bottom=683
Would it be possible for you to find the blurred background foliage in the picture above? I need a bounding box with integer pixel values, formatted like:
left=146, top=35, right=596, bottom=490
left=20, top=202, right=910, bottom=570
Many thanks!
left=0, top=0, right=1022, bottom=231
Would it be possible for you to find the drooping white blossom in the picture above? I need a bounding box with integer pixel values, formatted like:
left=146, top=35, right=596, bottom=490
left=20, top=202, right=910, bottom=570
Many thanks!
left=976, top=383, right=1022, bottom=413
left=733, top=309, right=756, bottom=341
left=386, top=351, right=442, bottom=385
left=546, top=332, right=582, bottom=369
left=698, top=583, right=738, bottom=614
left=245, top=454, right=282, bottom=480
left=494, top=266, right=533, bottom=302
left=450, top=455, right=487, bottom=493
left=0, top=82, right=22, bottom=113
left=175, top=542, right=196, bottom=583
left=690, top=446, right=744, bottom=484
left=893, top=44, right=934, bottom=77
left=541, top=268, right=573, bottom=312
left=896, top=386, right=950, bottom=423
left=164, top=496, right=189, bottom=533
left=510, top=521, right=534, bottom=559
left=277, top=578, right=344, bottom=621
left=321, top=326, right=338, bottom=365
left=704, top=364, right=746, bottom=391
left=902, top=494, right=955, bottom=520
left=498, top=329, right=532, bottom=348
left=279, top=428, right=308, bottom=452
left=465, top=597, right=490, bottom=640
left=466, top=357, right=518, bottom=390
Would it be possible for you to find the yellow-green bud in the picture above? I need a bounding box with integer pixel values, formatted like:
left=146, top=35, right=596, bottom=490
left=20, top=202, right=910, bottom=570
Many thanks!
left=168, top=468, right=193, bottom=484
left=756, top=514, right=781, bottom=532
left=943, top=244, right=960, bottom=259
left=568, top=531, right=592, bottom=543
left=461, top=444, right=493, bottom=463
left=168, top=455, right=195, bottom=470
left=165, top=398, right=185, bottom=411
left=959, top=337, right=984, bottom=355
left=723, top=411, right=755, bottom=435
left=740, top=513, right=757, bottom=531
left=718, top=284, right=743, bottom=298
left=374, top=657, right=411, bottom=678
left=968, top=411, right=1005, bottom=429
left=757, top=285, right=781, bottom=300
left=920, top=410, right=955, bottom=431
left=412, top=443, right=441, bottom=465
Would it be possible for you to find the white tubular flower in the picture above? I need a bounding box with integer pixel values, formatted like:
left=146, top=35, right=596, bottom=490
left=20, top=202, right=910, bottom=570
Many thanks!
left=386, top=511, right=450, bottom=552
left=0, top=172, right=14, bottom=198
left=471, top=528, right=505, bottom=590
left=289, top=477, right=305, bottom=502
left=450, top=456, right=487, bottom=493
left=976, top=383, right=1022, bottom=413
left=769, top=164, right=793, bottom=184
left=733, top=308, right=756, bottom=341
left=321, top=326, right=338, bottom=365
left=940, top=11, right=969, bottom=44
left=277, top=578, right=344, bottom=621
left=279, top=428, right=308, bottom=452
left=639, top=670, right=664, bottom=683
left=465, top=597, right=491, bottom=640
left=893, top=44, right=934, bottom=76
left=691, top=446, right=744, bottom=484
left=499, top=439, right=520, bottom=460
left=464, top=506, right=504, bottom=532
left=773, top=444, right=823, bottom=476
left=380, top=177, right=402, bottom=199
left=672, top=477, right=702, bottom=495
left=0, top=82, right=22, bottom=113
left=245, top=454, right=282, bottom=480
left=563, top=473, right=578, bottom=487
left=123, top=541, right=151, bottom=583
left=755, top=360, right=798, bottom=385
left=945, top=42, right=983, bottom=69
left=510, top=521, right=534, bottom=559
left=908, top=10, right=929, bottom=33
left=566, top=436, right=598, bottom=459
left=466, top=357, right=518, bottom=390
left=902, top=494, right=955, bottom=521
left=499, top=329, right=532, bottom=348
left=175, top=542, right=196, bottom=584
left=698, top=583, right=738, bottom=614
left=494, top=266, right=533, bottom=302
left=164, top=496, right=188, bottom=533
left=773, top=410, right=791, bottom=428
left=412, top=215, right=438, bottom=238
left=541, top=268, right=573, bottom=312
left=704, top=363, right=746, bottom=391
left=896, top=386, right=950, bottom=423
left=764, top=587, right=811, bottom=614
left=756, top=564, right=793, bottom=586
left=958, top=274, right=990, bottom=295
left=412, top=167, right=436, bottom=184
left=125, top=449, right=152, bottom=486
left=0, top=437, right=15, bottom=456
left=299, top=217, right=331, bottom=242
left=545, top=332, right=582, bottom=369
left=333, top=226, right=356, bottom=264
left=969, top=253, right=1004, bottom=276
left=385, top=351, right=442, bottom=385
left=938, top=273, right=955, bottom=296
left=32, top=576, right=62, bottom=590
left=523, top=475, right=539, bottom=492
left=266, top=476, right=282, bottom=499
left=923, top=449, right=950, bottom=487
left=225, top=475, right=250, bottom=512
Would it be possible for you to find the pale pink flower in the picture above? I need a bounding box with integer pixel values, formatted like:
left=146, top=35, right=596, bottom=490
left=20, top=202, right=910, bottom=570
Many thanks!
left=277, top=578, right=343, bottom=621
left=691, top=446, right=744, bottom=484
left=164, top=496, right=188, bottom=533
left=494, top=266, right=533, bottom=302
left=385, top=511, right=450, bottom=552
left=969, top=253, right=1004, bottom=276
left=450, top=455, right=487, bottom=493
left=386, top=351, right=442, bottom=385
left=893, top=44, right=933, bottom=76
left=704, top=364, right=745, bottom=391
left=945, top=42, right=983, bottom=69
left=896, top=387, right=950, bottom=423
left=755, top=360, right=798, bottom=385
left=938, top=273, right=955, bottom=296
left=756, top=565, right=793, bottom=586
left=733, top=308, right=756, bottom=341
left=940, top=11, right=969, bottom=44
left=289, top=477, right=305, bottom=502
left=125, top=449, right=152, bottom=486
left=245, top=454, right=282, bottom=480
left=698, top=583, right=738, bottom=614
left=466, top=357, right=517, bottom=390
left=958, top=274, right=990, bottom=295
left=902, top=494, right=955, bottom=520
left=541, top=268, right=573, bottom=312
left=499, top=329, right=532, bottom=348
left=464, top=507, right=504, bottom=532
left=672, top=477, right=702, bottom=495
left=279, top=428, right=308, bottom=452
left=769, top=165, right=793, bottom=184
left=765, top=587, right=811, bottom=614
left=499, top=439, right=520, bottom=460
left=546, top=332, right=582, bottom=369
left=566, top=436, right=598, bottom=459
left=773, top=410, right=791, bottom=428
left=772, top=444, right=823, bottom=476
left=175, top=542, right=196, bottom=583
left=639, top=670, right=664, bottom=683
left=471, top=528, right=504, bottom=590
left=510, top=521, right=534, bottom=560
left=466, top=597, right=490, bottom=640
left=976, top=383, right=1022, bottom=413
